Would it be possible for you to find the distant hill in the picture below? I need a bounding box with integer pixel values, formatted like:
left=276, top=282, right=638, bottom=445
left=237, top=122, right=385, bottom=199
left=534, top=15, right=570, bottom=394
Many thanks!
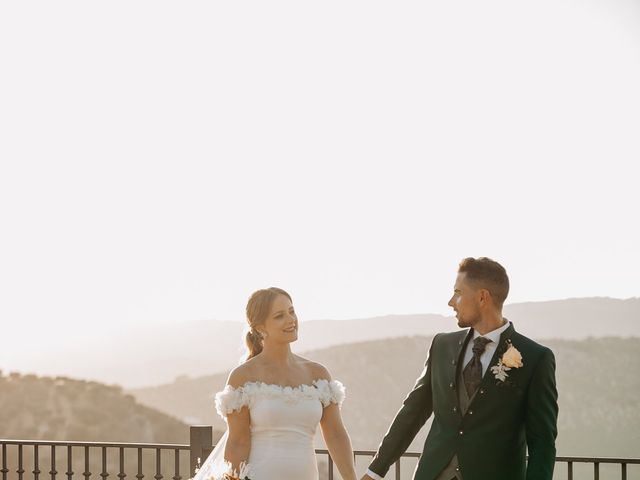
left=130, top=335, right=640, bottom=460
left=0, top=371, right=190, bottom=442
left=503, top=297, right=640, bottom=339
left=4, top=297, right=639, bottom=388
left=0, top=372, right=216, bottom=480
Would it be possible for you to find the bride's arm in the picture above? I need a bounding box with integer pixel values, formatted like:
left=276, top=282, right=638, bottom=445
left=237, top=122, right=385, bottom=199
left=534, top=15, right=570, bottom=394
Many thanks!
left=320, top=403, right=357, bottom=480
left=220, top=368, right=252, bottom=478
left=224, top=407, right=251, bottom=476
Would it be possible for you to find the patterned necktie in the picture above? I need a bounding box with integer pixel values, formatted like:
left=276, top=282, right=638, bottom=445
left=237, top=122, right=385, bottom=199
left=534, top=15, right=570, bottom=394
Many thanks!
left=462, top=336, right=492, bottom=397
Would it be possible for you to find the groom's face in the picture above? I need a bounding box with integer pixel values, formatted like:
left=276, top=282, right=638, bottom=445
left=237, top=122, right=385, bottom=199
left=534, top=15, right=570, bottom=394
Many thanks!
left=448, top=272, right=482, bottom=329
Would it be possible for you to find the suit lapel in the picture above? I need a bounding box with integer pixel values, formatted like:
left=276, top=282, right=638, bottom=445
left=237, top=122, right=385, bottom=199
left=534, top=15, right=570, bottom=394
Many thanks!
left=476, top=322, right=516, bottom=393
left=460, top=322, right=516, bottom=416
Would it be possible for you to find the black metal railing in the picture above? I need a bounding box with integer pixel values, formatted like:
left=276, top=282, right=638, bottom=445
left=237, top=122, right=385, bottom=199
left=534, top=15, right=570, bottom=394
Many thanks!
left=2, top=427, right=639, bottom=480
left=554, top=456, right=640, bottom=480
left=314, top=448, right=422, bottom=480
left=321, top=449, right=640, bottom=480
left=0, top=440, right=189, bottom=480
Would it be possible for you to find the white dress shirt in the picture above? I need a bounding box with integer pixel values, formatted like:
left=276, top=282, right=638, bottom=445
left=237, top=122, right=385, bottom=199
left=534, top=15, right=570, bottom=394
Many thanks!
left=462, top=320, right=511, bottom=377
left=365, top=321, right=511, bottom=480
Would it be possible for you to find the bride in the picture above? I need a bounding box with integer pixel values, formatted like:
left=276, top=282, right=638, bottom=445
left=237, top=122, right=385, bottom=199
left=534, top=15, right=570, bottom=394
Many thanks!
left=194, top=287, right=358, bottom=480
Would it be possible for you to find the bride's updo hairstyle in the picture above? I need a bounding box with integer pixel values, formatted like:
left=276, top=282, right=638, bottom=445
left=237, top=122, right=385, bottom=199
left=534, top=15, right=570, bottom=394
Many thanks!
left=244, top=287, right=292, bottom=361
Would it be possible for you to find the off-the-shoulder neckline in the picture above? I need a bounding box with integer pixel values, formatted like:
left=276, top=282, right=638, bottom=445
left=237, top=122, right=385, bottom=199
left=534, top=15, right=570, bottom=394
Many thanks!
left=226, top=378, right=339, bottom=391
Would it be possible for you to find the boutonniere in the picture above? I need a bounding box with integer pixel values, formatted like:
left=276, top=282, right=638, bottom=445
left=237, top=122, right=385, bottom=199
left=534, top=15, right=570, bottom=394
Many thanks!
left=490, top=340, right=523, bottom=386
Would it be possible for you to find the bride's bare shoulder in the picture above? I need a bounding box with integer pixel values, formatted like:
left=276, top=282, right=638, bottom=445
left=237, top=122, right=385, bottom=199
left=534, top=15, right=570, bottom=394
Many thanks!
left=295, top=355, right=332, bottom=381
left=226, top=358, right=260, bottom=388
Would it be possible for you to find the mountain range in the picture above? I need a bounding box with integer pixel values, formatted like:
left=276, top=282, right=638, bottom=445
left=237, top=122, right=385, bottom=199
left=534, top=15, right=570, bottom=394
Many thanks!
left=130, top=335, right=640, bottom=460
left=4, top=297, right=638, bottom=388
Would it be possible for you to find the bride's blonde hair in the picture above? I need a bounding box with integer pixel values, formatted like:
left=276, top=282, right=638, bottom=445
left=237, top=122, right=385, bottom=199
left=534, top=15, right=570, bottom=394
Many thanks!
left=244, top=287, right=292, bottom=360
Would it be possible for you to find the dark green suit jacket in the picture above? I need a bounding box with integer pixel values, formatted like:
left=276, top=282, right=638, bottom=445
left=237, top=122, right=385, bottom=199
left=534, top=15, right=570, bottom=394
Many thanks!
left=368, top=323, right=558, bottom=480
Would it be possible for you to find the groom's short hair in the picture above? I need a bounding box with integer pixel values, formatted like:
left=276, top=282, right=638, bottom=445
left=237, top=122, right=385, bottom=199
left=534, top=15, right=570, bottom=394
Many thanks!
left=458, top=257, right=510, bottom=307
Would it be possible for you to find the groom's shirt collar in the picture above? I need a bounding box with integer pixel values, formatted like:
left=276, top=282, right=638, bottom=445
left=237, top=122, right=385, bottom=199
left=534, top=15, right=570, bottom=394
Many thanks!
left=464, top=320, right=511, bottom=377
left=472, top=319, right=511, bottom=344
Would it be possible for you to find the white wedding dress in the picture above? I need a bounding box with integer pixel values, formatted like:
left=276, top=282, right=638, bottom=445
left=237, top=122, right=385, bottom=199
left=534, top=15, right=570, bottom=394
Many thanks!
left=193, top=379, right=345, bottom=480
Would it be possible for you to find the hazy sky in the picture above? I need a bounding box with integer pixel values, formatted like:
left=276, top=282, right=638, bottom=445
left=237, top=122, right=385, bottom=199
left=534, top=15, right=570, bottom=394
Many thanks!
left=1, top=0, right=639, bottom=342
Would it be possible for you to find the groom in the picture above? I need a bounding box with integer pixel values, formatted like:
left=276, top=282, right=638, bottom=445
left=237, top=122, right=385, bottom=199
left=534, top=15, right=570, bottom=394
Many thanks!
left=361, top=257, right=558, bottom=480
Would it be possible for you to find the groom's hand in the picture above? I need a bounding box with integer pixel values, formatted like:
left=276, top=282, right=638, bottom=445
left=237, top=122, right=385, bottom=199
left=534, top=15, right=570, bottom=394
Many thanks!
left=360, top=475, right=374, bottom=480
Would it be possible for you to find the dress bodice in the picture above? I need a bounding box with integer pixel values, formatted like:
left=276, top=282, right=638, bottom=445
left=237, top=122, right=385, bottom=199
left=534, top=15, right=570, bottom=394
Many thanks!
left=214, top=379, right=345, bottom=480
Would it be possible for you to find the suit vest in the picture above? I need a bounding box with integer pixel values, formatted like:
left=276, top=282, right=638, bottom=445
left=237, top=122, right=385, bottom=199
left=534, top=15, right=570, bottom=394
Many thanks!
left=435, top=360, right=477, bottom=480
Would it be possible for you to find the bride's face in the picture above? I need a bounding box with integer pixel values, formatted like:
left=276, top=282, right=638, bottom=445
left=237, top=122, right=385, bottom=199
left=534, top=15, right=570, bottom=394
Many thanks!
left=262, top=294, right=299, bottom=343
